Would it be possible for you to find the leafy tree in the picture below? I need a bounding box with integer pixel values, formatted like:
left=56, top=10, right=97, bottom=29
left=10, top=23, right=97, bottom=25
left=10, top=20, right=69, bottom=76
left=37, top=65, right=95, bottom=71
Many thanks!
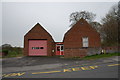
left=69, top=11, right=96, bottom=27
left=2, top=44, right=12, bottom=48
left=2, top=44, right=13, bottom=51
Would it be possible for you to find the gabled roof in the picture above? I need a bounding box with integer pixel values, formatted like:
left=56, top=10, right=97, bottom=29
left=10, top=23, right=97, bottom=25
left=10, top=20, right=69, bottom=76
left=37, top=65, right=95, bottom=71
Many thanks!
left=64, top=18, right=98, bottom=36
left=24, top=23, right=53, bottom=38
left=63, top=18, right=100, bottom=42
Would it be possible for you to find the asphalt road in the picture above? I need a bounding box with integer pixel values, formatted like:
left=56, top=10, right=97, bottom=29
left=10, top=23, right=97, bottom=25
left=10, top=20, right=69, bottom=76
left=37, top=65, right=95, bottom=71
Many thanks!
left=2, top=56, right=120, bottom=78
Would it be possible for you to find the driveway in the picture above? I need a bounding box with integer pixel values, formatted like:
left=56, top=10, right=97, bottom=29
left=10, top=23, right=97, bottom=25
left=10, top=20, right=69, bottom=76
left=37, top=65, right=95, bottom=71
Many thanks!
left=2, top=56, right=82, bottom=67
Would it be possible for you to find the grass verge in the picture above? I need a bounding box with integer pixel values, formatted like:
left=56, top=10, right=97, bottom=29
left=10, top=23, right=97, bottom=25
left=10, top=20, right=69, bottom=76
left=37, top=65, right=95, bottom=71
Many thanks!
left=82, top=53, right=120, bottom=60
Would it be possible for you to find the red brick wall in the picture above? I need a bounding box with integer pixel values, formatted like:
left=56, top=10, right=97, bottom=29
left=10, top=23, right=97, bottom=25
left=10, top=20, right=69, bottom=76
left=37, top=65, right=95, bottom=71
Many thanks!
left=102, top=46, right=119, bottom=53
left=24, top=23, right=55, bottom=56
left=65, top=48, right=87, bottom=58
left=63, top=18, right=101, bottom=58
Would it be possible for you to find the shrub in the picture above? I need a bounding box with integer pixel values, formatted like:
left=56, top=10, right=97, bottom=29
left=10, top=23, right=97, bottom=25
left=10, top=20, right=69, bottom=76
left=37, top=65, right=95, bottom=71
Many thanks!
left=7, top=51, right=18, bottom=57
left=2, top=49, right=9, bottom=56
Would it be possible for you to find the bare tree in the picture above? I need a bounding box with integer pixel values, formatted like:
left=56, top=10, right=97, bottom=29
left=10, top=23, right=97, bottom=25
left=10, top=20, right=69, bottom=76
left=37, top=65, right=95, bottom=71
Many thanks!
left=89, top=22, right=102, bottom=33
left=118, top=1, right=120, bottom=19
left=69, top=11, right=96, bottom=27
left=118, top=1, right=120, bottom=45
left=100, top=4, right=119, bottom=46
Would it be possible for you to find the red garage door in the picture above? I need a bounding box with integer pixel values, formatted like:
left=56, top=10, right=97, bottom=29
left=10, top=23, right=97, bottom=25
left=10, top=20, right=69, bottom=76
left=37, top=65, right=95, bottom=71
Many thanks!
left=28, top=40, right=47, bottom=56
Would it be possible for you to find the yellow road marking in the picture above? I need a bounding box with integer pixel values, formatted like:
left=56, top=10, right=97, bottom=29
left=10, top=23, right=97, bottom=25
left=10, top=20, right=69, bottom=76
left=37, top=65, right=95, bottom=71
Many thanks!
left=81, top=67, right=91, bottom=70
left=63, top=68, right=72, bottom=72
left=108, top=64, right=120, bottom=66
left=89, top=66, right=98, bottom=69
left=89, top=66, right=95, bottom=69
left=63, top=65, right=98, bottom=72
left=3, top=65, right=99, bottom=77
left=72, top=67, right=81, bottom=71
left=3, top=72, right=25, bottom=77
left=32, top=71, right=61, bottom=74
left=2, top=74, right=6, bottom=77
left=17, top=73, right=25, bottom=76
left=81, top=67, right=86, bottom=70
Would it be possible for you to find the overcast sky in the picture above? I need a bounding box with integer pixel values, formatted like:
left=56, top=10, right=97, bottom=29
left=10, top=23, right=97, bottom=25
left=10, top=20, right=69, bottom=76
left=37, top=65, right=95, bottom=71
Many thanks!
left=1, top=1, right=119, bottom=47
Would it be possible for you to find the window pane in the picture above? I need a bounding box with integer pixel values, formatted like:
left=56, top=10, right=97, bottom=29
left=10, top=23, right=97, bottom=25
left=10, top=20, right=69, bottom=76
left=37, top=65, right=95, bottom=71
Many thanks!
left=61, top=46, right=64, bottom=50
left=40, top=47, right=44, bottom=49
left=82, top=37, right=89, bottom=47
left=57, top=46, right=60, bottom=51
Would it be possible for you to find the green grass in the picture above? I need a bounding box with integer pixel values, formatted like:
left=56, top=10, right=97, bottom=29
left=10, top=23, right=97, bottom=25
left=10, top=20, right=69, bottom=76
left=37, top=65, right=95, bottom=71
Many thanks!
left=82, top=53, right=120, bottom=60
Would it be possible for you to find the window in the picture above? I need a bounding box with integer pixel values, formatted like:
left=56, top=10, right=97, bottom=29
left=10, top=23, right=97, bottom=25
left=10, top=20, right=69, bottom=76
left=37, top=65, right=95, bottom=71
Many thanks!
left=32, top=47, right=35, bottom=49
left=40, top=47, right=44, bottom=49
left=61, top=46, right=64, bottom=51
left=82, top=37, right=89, bottom=47
left=57, top=46, right=60, bottom=51
left=32, top=47, right=44, bottom=49
left=36, top=47, right=39, bottom=49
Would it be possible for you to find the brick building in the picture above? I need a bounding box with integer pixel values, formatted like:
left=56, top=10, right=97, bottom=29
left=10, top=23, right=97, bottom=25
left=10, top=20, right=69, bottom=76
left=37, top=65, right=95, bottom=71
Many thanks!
left=24, top=23, right=55, bottom=56
left=63, top=18, right=101, bottom=58
left=24, top=18, right=101, bottom=57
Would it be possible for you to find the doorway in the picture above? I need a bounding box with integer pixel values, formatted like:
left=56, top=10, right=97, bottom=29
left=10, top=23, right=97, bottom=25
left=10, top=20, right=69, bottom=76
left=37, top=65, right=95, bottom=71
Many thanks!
left=56, top=43, right=64, bottom=55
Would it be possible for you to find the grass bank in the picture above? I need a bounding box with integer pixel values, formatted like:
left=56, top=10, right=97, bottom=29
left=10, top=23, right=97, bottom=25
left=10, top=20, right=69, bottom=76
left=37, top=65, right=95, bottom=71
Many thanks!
left=82, top=53, right=120, bottom=60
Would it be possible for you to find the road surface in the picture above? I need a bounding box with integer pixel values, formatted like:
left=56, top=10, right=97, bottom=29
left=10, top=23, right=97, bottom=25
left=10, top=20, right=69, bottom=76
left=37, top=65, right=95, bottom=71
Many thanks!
left=1, top=56, right=120, bottom=78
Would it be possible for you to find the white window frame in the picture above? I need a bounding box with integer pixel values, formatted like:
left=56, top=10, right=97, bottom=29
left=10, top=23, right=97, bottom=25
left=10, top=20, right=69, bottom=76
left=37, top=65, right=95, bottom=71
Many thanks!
left=82, top=37, right=89, bottom=47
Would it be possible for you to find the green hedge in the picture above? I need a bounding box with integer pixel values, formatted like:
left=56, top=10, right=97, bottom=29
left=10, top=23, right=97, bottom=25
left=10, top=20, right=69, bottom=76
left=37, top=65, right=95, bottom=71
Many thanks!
left=2, top=47, right=23, bottom=58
